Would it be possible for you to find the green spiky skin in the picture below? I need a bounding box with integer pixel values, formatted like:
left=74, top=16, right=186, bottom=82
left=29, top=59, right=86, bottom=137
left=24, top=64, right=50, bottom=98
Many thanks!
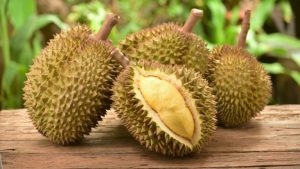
left=119, top=23, right=210, bottom=75
left=23, top=25, right=122, bottom=145
left=207, top=45, right=272, bottom=128
left=119, top=23, right=165, bottom=54
left=112, top=61, right=216, bottom=156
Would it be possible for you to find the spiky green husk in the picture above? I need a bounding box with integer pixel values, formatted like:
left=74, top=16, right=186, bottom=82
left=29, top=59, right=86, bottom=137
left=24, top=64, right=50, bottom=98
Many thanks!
left=119, top=23, right=165, bottom=55
left=112, top=61, right=216, bottom=156
left=207, top=45, right=272, bottom=128
left=119, top=23, right=210, bottom=74
left=23, top=25, right=121, bottom=145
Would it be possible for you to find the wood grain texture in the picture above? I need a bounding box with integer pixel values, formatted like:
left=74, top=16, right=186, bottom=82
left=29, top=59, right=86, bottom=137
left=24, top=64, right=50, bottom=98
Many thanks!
left=0, top=105, right=300, bottom=168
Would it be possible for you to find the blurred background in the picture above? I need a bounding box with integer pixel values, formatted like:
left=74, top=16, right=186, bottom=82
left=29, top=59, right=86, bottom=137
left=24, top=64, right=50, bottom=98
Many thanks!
left=0, top=0, right=300, bottom=109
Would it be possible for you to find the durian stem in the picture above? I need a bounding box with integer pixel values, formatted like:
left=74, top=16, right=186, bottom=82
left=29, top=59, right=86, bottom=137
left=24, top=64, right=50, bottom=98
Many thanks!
left=181, top=8, right=203, bottom=33
left=94, top=13, right=119, bottom=41
left=237, top=10, right=251, bottom=48
left=111, top=48, right=130, bottom=67
left=93, top=13, right=129, bottom=68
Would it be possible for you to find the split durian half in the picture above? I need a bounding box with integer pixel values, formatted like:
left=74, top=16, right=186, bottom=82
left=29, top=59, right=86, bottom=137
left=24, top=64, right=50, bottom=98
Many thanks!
left=112, top=61, right=216, bottom=156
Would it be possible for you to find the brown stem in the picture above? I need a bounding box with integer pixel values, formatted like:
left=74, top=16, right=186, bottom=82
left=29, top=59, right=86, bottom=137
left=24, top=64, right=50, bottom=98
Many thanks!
left=237, top=10, right=251, bottom=48
left=93, top=13, right=119, bottom=41
left=111, top=48, right=130, bottom=68
left=181, top=8, right=203, bottom=33
left=91, top=13, right=129, bottom=68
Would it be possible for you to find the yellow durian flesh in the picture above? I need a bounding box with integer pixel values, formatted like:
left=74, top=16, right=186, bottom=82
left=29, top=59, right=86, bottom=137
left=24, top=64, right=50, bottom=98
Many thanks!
left=138, top=75, right=195, bottom=140
left=132, top=67, right=203, bottom=148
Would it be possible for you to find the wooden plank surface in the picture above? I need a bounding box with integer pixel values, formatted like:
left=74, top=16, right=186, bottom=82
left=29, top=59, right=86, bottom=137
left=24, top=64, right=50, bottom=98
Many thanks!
left=0, top=105, right=300, bottom=168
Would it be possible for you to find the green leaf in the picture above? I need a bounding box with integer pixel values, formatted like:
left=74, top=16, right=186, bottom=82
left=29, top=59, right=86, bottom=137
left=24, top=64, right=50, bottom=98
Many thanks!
left=280, top=1, right=293, bottom=23
left=247, top=31, right=269, bottom=57
left=229, top=7, right=240, bottom=25
left=262, top=63, right=285, bottom=74
left=206, top=0, right=226, bottom=43
left=263, top=63, right=300, bottom=86
left=254, top=33, right=300, bottom=60
left=251, top=0, right=275, bottom=31
left=291, top=52, right=300, bottom=67
left=290, top=71, right=300, bottom=86
left=0, top=0, right=11, bottom=66
left=87, top=7, right=106, bottom=32
left=2, top=60, right=27, bottom=108
left=167, top=0, right=184, bottom=17
left=11, top=14, right=68, bottom=53
left=2, top=61, right=26, bottom=90
left=17, top=43, right=33, bottom=66
left=248, top=32, right=300, bottom=59
left=68, top=1, right=105, bottom=31
left=32, top=33, right=43, bottom=58
left=7, top=0, right=36, bottom=30
left=224, top=25, right=239, bottom=44
left=259, top=33, right=300, bottom=50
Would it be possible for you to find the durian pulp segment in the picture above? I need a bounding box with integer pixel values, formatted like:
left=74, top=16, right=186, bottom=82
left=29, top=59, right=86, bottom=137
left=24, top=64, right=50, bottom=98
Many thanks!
left=139, top=76, right=195, bottom=139
left=133, top=68, right=201, bottom=148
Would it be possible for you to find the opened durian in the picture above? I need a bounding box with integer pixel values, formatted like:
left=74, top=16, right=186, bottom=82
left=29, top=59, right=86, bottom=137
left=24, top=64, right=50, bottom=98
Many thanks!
left=119, top=9, right=210, bottom=75
left=23, top=14, right=122, bottom=144
left=206, top=10, right=271, bottom=128
left=112, top=60, right=216, bottom=156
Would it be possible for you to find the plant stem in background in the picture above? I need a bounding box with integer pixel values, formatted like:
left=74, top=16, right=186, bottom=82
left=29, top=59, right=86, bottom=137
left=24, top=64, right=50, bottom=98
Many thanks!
left=0, top=0, right=11, bottom=108
left=0, top=0, right=11, bottom=66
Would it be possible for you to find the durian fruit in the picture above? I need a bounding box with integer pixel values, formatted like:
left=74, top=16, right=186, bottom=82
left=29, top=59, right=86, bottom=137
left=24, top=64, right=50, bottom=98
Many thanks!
left=119, top=9, right=210, bottom=75
left=23, top=13, right=122, bottom=144
left=206, top=10, right=272, bottom=128
left=112, top=60, right=216, bottom=156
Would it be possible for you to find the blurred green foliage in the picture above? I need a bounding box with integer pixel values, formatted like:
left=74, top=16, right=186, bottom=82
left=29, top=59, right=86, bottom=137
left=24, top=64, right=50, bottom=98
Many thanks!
left=0, top=0, right=300, bottom=109
left=0, top=0, right=67, bottom=108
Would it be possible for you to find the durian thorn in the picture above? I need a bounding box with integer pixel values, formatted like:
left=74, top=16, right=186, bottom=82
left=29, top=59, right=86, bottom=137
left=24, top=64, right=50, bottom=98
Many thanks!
left=237, top=10, right=251, bottom=48
left=94, top=13, right=120, bottom=41
left=111, top=49, right=130, bottom=68
left=181, top=8, right=203, bottom=33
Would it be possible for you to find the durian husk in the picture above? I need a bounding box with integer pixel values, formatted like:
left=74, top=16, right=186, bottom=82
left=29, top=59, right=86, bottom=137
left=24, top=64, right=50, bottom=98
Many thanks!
left=207, top=45, right=272, bottom=128
left=112, top=61, right=216, bottom=156
left=23, top=25, right=122, bottom=144
left=119, top=23, right=210, bottom=75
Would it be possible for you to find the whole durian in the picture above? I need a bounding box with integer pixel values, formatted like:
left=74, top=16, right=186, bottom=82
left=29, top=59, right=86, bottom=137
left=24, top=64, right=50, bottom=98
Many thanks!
left=23, top=14, right=122, bottom=144
left=112, top=61, right=216, bottom=156
left=206, top=10, right=271, bottom=128
left=119, top=9, right=210, bottom=75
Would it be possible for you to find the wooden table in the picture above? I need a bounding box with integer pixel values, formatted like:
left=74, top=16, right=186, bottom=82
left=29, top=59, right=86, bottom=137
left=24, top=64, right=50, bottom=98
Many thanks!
left=0, top=105, right=300, bottom=168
